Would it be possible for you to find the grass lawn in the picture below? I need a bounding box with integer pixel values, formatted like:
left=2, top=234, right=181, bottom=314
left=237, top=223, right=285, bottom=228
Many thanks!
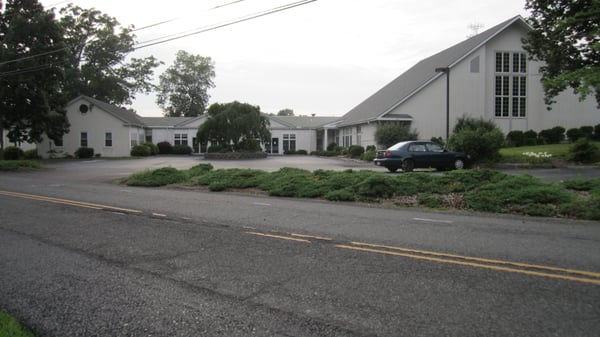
left=0, top=160, right=43, bottom=171
left=499, top=141, right=600, bottom=164
left=500, top=143, right=573, bottom=158
left=0, top=311, right=35, bottom=337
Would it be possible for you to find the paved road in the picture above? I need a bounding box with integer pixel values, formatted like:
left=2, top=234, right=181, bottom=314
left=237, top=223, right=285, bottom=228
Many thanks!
left=37, top=154, right=600, bottom=183
left=1, top=157, right=599, bottom=336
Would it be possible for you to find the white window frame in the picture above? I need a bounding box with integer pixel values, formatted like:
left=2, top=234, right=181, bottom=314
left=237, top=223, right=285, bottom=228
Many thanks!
left=105, top=132, right=113, bottom=147
left=495, top=51, right=527, bottom=118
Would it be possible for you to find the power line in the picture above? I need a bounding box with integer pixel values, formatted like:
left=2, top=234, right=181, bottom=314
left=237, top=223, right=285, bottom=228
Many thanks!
left=0, top=0, right=250, bottom=66
left=134, top=0, right=317, bottom=50
left=0, top=0, right=319, bottom=77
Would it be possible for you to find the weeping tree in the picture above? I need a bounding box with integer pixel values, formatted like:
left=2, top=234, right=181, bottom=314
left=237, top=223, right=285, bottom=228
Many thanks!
left=197, top=102, right=271, bottom=152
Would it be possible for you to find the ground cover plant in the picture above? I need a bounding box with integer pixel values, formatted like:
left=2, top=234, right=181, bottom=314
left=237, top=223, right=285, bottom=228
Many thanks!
left=124, top=165, right=600, bottom=220
left=0, top=160, right=42, bottom=171
left=0, top=310, right=36, bottom=337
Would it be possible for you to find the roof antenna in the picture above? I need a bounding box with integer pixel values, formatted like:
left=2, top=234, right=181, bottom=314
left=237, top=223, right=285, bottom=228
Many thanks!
left=467, top=23, right=484, bottom=38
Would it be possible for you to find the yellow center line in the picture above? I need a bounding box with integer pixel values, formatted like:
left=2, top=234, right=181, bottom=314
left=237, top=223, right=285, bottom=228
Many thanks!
left=0, top=190, right=142, bottom=214
left=336, top=245, right=600, bottom=286
left=246, top=231, right=311, bottom=243
left=350, top=241, right=600, bottom=279
left=290, top=233, right=332, bottom=241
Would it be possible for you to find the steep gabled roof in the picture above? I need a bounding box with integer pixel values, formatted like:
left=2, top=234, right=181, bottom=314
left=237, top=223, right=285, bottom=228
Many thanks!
left=337, top=15, right=529, bottom=127
left=69, top=95, right=145, bottom=127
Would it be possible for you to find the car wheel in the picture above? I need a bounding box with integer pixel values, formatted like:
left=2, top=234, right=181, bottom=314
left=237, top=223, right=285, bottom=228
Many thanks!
left=453, top=158, right=465, bottom=170
left=387, top=167, right=398, bottom=173
left=402, top=160, right=414, bottom=172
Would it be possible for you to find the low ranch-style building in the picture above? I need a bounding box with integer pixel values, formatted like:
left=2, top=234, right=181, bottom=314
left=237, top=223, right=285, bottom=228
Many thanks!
left=17, top=15, right=599, bottom=158
left=34, top=95, right=340, bottom=158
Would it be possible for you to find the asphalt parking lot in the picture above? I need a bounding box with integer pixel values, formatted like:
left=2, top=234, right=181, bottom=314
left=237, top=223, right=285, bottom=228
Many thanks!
left=30, top=154, right=599, bottom=184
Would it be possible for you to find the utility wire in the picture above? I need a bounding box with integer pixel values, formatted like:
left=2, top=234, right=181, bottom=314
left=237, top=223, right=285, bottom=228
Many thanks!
left=0, top=0, right=318, bottom=76
left=134, top=0, right=317, bottom=50
left=0, top=0, right=248, bottom=66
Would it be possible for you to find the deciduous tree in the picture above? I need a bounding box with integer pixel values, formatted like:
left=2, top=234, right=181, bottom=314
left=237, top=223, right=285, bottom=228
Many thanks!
left=156, top=50, right=215, bottom=117
left=58, top=4, right=161, bottom=106
left=522, top=0, right=600, bottom=107
left=0, top=0, right=70, bottom=146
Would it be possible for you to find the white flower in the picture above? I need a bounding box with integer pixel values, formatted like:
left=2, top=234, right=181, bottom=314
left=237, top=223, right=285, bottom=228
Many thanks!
left=522, top=151, right=552, bottom=158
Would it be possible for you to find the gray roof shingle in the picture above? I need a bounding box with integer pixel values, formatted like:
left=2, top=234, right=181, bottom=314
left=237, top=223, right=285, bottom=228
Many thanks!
left=338, top=15, right=528, bottom=127
left=269, top=115, right=341, bottom=129
left=71, top=95, right=146, bottom=127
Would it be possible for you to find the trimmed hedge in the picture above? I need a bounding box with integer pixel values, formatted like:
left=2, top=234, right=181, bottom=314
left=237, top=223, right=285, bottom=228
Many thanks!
left=75, top=147, right=94, bottom=159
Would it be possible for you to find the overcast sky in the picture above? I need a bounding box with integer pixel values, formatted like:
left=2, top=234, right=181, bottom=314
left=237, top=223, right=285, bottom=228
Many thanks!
left=41, top=0, right=529, bottom=117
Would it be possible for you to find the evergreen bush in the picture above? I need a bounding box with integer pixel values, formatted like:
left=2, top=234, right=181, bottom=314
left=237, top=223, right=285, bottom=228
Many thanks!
left=2, top=146, right=24, bottom=160
left=567, top=138, right=600, bottom=163
left=131, top=144, right=151, bottom=157
left=348, top=145, right=365, bottom=158
left=74, top=147, right=94, bottom=159
left=157, top=141, right=172, bottom=154
left=172, top=144, right=192, bottom=155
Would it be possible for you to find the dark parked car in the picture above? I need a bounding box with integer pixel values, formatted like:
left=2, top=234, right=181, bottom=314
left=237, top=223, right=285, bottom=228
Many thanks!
left=373, top=140, right=468, bottom=172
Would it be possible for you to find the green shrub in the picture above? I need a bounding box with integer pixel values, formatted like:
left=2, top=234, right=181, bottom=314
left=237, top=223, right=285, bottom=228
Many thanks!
left=560, top=197, right=600, bottom=220
left=448, top=127, right=504, bottom=164
left=258, top=167, right=320, bottom=198
left=326, top=143, right=338, bottom=151
left=2, top=146, right=24, bottom=160
left=295, top=149, right=308, bottom=155
left=567, top=138, right=600, bottom=163
left=348, top=145, right=365, bottom=158
left=131, top=144, right=151, bottom=157
left=184, top=163, right=214, bottom=179
left=324, top=188, right=356, bottom=201
left=418, top=193, right=444, bottom=208
left=192, top=168, right=267, bottom=189
left=464, top=175, right=573, bottom=213
left=375, top=123, right=419, bottom=148
left=594, top=124, right=600, bottom=141
left=430, top=137, right=445, bottom=147
left=361, top=150, right=376, bottom=161
left=75, top=147, right=94, bottom=159
left=452, top=116, right=498, bottom=133
left=580, top=126, right=594, bottom=139
left=563, top=178, right=600, bottom=197
left=157, top=141, right=172, bottom=154
left=126, top=167, right=184, bottom=186
left=144, top=142, right=159, bottom=155
left=172, top=144, right=192, bottom=155
left=524, top=203, right=556, bottom=217
left=357, top=174, right=397, bottom=200
left=208, top=181, right=227, bottom=191
left=566, top=128, right=584, bottom=142
left=539, top=126, right=565, bottom=144
left=0, top=160, right=42, bottom=171
left=523, top=130, right=539, bottom=145
left=506, top=130, right=525, bottom=147
left=366, top=145, right=376, bottom=152
left=23, top=149, right=39, bottom=159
